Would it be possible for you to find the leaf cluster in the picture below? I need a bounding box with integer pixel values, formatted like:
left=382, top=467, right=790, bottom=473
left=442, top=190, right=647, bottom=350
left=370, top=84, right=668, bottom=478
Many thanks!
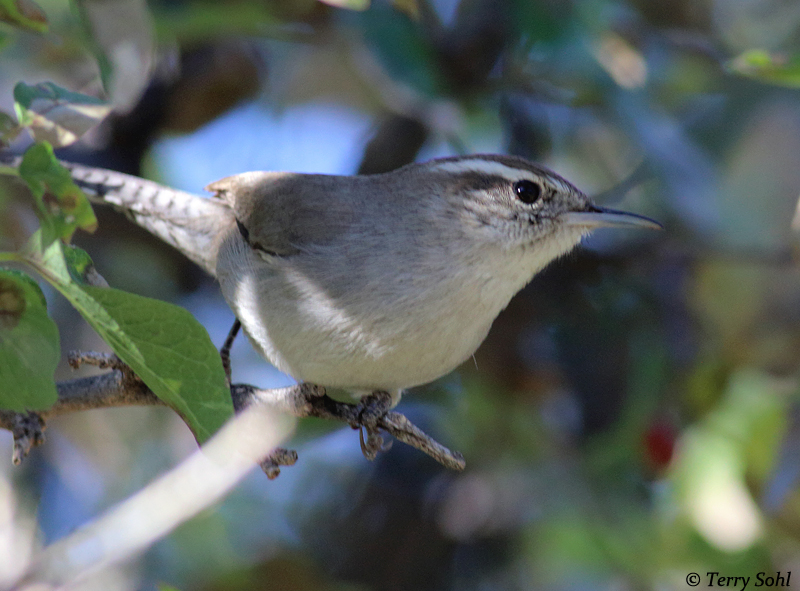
left=0, top=11, right=233, bottom=442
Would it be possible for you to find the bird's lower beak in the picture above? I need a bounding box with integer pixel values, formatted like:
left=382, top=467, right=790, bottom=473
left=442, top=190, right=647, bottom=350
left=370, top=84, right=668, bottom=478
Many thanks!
left=561, top=205, right=663, bottom=230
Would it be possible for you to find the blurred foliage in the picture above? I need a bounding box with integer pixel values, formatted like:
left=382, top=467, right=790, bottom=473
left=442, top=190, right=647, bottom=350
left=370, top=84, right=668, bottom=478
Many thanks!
left=0, top=0, right=48, bottom=33
left=728, top=49, right=800, bottom=88
left=3, top=0, right=800, bottom=590
left=0, top=136, right=233, bottom=439
left=16, top=141, right=96, bottom=243
left=0, top=268, right=58, bottom=410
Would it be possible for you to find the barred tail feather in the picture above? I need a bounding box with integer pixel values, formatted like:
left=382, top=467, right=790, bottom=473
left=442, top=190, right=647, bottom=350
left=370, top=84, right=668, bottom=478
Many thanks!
left=65, top=163, right=231, bottom=276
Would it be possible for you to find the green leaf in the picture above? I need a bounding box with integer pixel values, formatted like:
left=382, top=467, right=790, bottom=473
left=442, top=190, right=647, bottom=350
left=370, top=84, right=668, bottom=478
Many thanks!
left=83, top=286, right=234, bottom=442
left=360, top=4, right=442, bottom=96
left=728, top=49, right=800, bottom=88
left=61, top=242, right=95, bottom=281
left=21, top=237, right=233, bottom=442
left=509, top=0, right=568, bottom=44
left=318, top=0, right=369, bottom=10
left=150, top=3, right=278, bottom=42
left=18, top=142, right=98, bottom=245
left=0, top=0, right=48, bottom=33
left=14, top=81, right=112, bottom=148
left=0, top=269, right=59, bottom=411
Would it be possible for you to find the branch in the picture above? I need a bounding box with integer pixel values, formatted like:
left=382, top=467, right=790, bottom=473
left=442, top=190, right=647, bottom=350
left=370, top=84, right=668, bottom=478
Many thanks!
left=2, top=354, right=466, bottom=474
left=0, top=356, right=159, bottom=464
left=12, top=403, right=291, bottom=591
left=232, top=384, right=466, bottom=471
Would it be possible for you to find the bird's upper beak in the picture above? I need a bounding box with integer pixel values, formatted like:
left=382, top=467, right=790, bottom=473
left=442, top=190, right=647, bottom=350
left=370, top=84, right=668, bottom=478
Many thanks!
left=561, top=204, right=663, bottom=230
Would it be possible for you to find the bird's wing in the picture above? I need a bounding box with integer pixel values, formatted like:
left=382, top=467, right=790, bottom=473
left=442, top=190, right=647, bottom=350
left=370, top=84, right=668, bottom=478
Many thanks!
left=206, top=171, right=358, bottom=256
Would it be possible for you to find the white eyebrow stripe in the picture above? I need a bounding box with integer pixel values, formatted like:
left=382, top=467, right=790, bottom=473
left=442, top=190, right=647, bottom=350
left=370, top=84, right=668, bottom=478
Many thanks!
left=431, top=159, right=538, bottom=182
left=429, top=157, right=583, bottom=197
left=549, top=177, right=574, bottom=194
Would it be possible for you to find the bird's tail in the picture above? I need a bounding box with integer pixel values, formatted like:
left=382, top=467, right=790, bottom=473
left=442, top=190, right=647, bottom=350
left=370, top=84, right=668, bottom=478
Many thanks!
left=64, top=163, right=231, bottom=276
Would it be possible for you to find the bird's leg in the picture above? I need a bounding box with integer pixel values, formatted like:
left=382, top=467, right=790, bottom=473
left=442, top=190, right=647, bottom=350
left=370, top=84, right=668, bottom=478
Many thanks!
left=220, top=319, right=241, bottom=386
left=220, top=322, right=309, bottom=478
left=354, top=391, right=394, bottom=460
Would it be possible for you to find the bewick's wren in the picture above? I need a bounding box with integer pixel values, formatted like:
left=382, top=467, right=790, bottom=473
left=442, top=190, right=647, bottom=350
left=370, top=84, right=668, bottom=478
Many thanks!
left=67, top=154, right=660, bottom=405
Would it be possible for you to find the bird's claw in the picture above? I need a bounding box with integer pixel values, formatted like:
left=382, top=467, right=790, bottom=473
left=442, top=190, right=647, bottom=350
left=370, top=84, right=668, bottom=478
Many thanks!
left=354, top=391, right=393, bottom=461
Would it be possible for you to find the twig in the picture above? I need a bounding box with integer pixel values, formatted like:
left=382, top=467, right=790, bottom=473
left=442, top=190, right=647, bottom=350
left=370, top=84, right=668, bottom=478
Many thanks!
left=234, top=382, right=466, bottom=470
left=2, top=356, right=466, bottom=473
left=0, top=353, right=160, bottom=464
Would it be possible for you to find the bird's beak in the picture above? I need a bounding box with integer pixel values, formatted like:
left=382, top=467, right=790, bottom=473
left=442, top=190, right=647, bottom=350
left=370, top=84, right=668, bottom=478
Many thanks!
left=561, top=204, right=663, bottom=230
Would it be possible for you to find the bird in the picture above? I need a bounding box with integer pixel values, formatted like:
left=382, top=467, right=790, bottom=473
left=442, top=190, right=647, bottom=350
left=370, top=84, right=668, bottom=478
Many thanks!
left=65, top=153, right=660, bottom=407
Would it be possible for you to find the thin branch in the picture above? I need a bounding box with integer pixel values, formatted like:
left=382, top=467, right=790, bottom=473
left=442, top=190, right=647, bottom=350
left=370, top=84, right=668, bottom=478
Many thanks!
left=0, top=359, right=160, bottom=465
left=11, top=403, right=291, bottom=591
left=233, top=383, right=466, bottom=470
left=2, top=358, right=466, bottom=473
left=232, top=384, right=465, bottom=470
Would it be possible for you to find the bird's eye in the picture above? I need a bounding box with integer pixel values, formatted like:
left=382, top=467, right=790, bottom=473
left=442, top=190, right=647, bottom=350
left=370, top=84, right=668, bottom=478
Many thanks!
left=514, top=180, right=542, bottom=205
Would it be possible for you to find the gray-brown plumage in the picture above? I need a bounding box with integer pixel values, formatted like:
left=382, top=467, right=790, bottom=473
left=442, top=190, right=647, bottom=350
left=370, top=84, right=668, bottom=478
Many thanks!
left=64, top=155, right=659, bottom=404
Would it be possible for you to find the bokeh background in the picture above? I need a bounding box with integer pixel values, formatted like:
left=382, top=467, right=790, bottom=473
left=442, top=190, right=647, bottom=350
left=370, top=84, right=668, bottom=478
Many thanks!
left=3, top=0, right=800, bottom=589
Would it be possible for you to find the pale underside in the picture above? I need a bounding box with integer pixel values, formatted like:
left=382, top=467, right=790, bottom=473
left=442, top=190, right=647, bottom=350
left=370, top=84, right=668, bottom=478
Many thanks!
left=216, top=223, right=587, bottom=402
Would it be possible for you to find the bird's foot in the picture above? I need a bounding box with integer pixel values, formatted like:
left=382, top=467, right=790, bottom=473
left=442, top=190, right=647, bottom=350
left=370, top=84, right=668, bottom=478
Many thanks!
left=353, top=391, right=394, bottom=461
left=229, top=382, right=465, bottom=474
